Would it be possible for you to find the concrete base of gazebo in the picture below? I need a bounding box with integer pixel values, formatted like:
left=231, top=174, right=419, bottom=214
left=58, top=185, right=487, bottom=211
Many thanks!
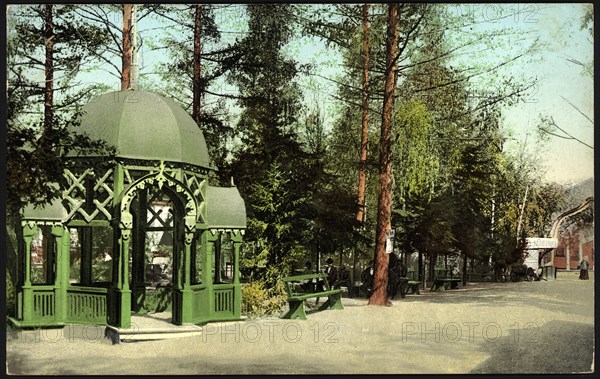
left=9, top=314, right=246, bottom=344
left=105, top=312, right=203, bottom=343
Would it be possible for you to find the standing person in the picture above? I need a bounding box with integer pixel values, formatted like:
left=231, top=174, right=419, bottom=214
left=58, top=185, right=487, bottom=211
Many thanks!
left=324, top=257, right=338, bottom=285
left=579, top=257, right=590, bottom=280
left=360, top=260, right=375, bottom=298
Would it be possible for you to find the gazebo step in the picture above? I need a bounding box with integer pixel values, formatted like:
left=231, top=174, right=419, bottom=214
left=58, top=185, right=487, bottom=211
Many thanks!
left=105, top=312, right=204, bottom=343
left=105, top=324, right=203, bottom=343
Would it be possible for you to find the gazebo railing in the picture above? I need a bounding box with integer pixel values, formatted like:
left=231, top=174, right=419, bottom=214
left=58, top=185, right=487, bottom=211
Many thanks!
left=186, top=283, right=238, bottom=324
left=213, top=284, right=235, bottom=316
left=66, top=286, right=108, bottom=325
left=32, top=285, right=56, bottom=323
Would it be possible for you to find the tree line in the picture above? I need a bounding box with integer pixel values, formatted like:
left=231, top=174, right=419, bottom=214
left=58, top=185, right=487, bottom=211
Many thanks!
left=7, top=4, right=575, bottom=308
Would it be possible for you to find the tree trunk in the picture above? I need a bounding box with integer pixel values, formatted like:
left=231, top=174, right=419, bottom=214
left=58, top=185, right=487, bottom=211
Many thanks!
left=192, top=4, right=203, bottom=125
left=6, top=215, right=23, bottom=317
left=121, top=4, right=133, bottom=91
left=418, top=251, right=423, bottom=280
left=369, top=3, right=399, bottom=306
left=356, top=3, right=369, bottom=226
left=316, top=235, right=321, bottom=273
left=462, top=253, right=468, bottom=285
left=515, top=183, right=529, bottom=243
left=43, top=4, right=53, bottom=135
left=428, top=253, right=436, bottom=281
left=352, top=232, right=359, bottom=289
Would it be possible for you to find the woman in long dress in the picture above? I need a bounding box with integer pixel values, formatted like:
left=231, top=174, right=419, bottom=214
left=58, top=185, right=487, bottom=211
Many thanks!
left=579, top=256, right=590, bottom=280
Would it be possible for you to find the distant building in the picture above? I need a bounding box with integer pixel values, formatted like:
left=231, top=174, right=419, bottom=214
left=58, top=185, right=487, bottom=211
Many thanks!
left=548, top=178, right=594, bottom=271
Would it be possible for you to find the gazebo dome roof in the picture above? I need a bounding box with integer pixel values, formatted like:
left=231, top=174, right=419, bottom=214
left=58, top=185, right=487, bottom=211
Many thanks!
left=69, top=90, right=211, bottom=168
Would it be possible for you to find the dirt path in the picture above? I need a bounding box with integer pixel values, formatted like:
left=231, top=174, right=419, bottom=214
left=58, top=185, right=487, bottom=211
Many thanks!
left=6, top=272, right=594, bottom=374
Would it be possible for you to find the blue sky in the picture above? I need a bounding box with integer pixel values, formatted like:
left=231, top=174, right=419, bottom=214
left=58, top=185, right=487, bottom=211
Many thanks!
left=493, top=3, right=594, bottom=185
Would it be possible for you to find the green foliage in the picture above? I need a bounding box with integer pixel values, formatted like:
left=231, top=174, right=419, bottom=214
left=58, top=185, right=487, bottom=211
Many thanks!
left=8, top=5, right=112, bottom=115
left=241, top=163, right=306, bottom=287
left=394, top=99, right=438, bottom=202
left=6, top=270, right=16, bottom=316
left=70, top=259, right=81, bottom=283
left=523, top=183, right=566, bottom=236
left=241, top=281, right=287, bottom=318
left=395, top=194, right=457, bottom=256
left=92, top=256, right=112, bottom=283
left=5, top=219, right=20, bottom=317
left=580, top=4, right=593, bottom=35
left=30, top=266, right=47, bottom=284
left=226, top=4, right=328, bottom=288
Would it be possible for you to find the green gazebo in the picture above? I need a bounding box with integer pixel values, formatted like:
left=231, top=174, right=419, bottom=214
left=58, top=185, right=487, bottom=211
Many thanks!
left=10, top=90, right=246, bottom=329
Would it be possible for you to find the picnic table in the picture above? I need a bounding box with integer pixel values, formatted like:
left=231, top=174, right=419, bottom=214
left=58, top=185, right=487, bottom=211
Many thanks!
left=430, top=268, right=461, bottom=291
left=280, top=273, right=343, bottom=320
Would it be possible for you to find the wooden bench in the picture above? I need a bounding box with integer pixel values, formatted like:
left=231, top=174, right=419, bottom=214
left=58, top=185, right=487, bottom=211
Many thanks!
left=430, top=268, right=461, bottom=291
left=281, top=273, right=343, bottom=320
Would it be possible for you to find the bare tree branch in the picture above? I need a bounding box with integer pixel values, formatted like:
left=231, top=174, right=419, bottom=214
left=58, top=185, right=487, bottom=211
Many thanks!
left=560, top=95, right=594, bottom=125
left=539, top=116, right=593, bottom=149
left=74, top=6, right=123, bottom=55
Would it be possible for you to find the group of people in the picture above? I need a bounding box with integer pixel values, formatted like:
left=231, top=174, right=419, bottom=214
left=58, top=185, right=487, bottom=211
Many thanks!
left=299, top=254, right=592, bottom=298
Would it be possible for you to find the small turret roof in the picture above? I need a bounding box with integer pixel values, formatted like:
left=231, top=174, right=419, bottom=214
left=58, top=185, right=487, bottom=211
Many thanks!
left=205, top=186, right=247, bottom=229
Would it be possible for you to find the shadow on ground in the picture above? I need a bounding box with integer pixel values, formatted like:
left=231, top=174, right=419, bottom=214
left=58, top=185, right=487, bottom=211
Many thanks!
left=471, top=320, right=594, bottom=373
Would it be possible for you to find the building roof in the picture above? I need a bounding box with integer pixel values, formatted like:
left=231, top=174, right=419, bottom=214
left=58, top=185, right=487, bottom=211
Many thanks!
left=68, top=90, right=211, bottom=168
left=22, top=198, right=67, bottom=222
left=205, top=186, right=247, bottom=229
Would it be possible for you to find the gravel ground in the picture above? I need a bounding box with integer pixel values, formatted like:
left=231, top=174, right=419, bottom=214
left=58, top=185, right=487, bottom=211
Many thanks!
left=6, top=271, right=594, bottom=374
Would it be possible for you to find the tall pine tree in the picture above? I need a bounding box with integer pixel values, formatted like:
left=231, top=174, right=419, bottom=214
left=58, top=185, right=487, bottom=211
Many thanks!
left=226, top=4, right=316, bottom=286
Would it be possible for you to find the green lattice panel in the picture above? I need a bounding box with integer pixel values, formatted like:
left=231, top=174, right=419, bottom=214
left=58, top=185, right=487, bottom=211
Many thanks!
left=182, top=171, right=207, bottom=224
left=63, top=167, right=114, bottom=222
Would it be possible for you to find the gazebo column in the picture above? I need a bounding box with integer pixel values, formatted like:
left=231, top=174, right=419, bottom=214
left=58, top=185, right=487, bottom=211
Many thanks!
left=232, top=232, right=243, bottom=317
left=117, top=212, right=133, bottom=328
left=20, top=225, right=37, bottom=322
left=131, top=192, right=146, bottom=313
left=178, top=229, right=194, bottom=324
left=81, top=227, right=93, bottom=286
left=204, top=231, right=216, bottom=315
left=52, top=225, right=68, bottom=323
left=109, top=162, right=124, bottom=327
left=214, top=233, right=222, bottom=283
